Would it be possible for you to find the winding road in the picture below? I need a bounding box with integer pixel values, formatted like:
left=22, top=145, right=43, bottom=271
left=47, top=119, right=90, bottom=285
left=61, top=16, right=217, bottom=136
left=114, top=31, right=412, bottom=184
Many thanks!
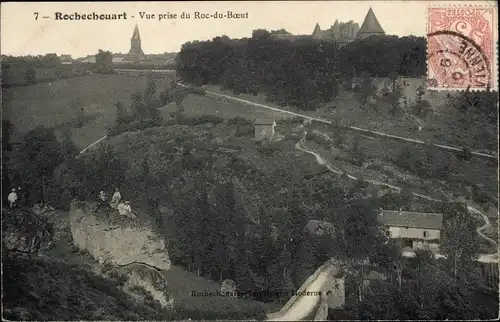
left=178, top=83, right=497, bottom=160
left=296, top=131, right=498, bottom=264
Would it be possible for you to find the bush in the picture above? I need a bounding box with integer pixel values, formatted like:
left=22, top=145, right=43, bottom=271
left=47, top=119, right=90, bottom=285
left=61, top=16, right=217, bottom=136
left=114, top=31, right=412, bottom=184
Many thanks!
left=227, top=116, right=253, bottom=127
left=257, top=142, right=283, bottom=157
left=2, top=207, right=54, bottom=254
left=190, top=87, right=206, bottom=96
left=176, top=115, right=224, bottom=126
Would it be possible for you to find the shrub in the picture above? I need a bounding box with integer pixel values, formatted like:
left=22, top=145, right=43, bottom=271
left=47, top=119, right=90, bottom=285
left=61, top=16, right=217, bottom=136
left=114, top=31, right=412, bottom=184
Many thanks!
left=257, top=142, right=283, bottom=157
left=2, top=207, right=54, bottom=254
left=105, top=269, right=129, bottom=287
left=190, top=87, right=206, bottom=96
left=227, top=116, right=253, bottom=127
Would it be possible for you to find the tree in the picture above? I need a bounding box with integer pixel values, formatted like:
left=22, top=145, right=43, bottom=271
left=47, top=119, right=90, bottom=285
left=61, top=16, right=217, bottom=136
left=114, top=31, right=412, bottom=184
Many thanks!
left=24, top=65, right=36, bottom=84
left=95, top=49, right=114, bottom=74
left=357, top=72, right=376, bottom=108
left=72, top=97, right=85, bottom=128
left=2, top=120, right=14, bottom=207
left=143, top=75, right=157, bottom=102
left=18, top=127, right=64, bottom=205
left=441, top=203, right=480, bottom=281
left=413, top=85, right=431, bottom=120
left=61, top=129, right=78, bottom=159
left=115, top=101, right=131, bottom=125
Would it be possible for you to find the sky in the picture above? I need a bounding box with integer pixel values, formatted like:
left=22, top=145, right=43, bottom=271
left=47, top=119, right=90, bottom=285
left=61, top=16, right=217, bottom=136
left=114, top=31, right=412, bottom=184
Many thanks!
left=1, top=0, right=497, bottom=58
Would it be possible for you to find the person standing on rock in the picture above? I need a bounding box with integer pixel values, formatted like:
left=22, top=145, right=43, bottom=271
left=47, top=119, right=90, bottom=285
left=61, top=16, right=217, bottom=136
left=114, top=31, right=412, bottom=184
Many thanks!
left=97, top=190, right=108, bottom=211
left=123, top=201, right=132, bottom=217
left=110, top=188, right=121, bottom=209
left=7, top=188, right=18, bottom=208
left=117, top=200, right=126, bottom=216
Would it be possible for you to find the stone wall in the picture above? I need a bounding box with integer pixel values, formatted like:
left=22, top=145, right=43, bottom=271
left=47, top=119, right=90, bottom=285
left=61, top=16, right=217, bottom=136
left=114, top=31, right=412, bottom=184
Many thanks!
left=68, top=201, right=171, bottom=270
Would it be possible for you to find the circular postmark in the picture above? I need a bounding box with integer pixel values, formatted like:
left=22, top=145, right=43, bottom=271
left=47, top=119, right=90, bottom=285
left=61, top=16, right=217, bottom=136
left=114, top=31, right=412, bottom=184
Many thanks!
left=427, top=30, right=491, bottom=89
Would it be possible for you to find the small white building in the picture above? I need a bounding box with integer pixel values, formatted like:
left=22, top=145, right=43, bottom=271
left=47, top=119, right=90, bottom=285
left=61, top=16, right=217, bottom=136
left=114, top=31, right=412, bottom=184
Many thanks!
left=254, top=118, right=276, bottom=141
left=378, top=209, right=443, bottom=252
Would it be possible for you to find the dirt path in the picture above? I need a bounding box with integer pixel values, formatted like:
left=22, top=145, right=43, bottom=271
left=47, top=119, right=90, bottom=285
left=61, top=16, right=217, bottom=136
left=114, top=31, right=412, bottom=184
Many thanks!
left=296, top=131, right=498, bottom=263
left=178, top=83, right=497, bottom=160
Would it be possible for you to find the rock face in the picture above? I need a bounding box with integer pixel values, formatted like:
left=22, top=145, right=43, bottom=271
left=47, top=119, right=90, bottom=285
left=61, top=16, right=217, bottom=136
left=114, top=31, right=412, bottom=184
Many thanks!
left=69, top=201, right=171, bottom=270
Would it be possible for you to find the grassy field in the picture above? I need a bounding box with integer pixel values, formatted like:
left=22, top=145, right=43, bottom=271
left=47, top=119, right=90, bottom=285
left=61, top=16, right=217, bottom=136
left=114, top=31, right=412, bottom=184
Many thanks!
left=2, top=74, right=174, bottom=149
left=202, top=80, right=498, bottom=154
left=302, top=124, right=498, bottom=203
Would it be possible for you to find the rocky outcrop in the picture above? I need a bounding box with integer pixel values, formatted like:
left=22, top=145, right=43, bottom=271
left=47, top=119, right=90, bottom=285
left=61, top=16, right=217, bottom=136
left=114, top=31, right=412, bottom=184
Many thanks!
left=2, top=206, right=54, bottom=254
left=68, top=201, right=171, bottom=270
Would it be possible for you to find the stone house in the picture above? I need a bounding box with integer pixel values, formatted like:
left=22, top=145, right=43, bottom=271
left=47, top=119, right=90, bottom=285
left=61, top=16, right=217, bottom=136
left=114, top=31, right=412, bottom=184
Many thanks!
left=254, top=118, right=276, bottom=141
left=378, top=209, right=443, bottom=252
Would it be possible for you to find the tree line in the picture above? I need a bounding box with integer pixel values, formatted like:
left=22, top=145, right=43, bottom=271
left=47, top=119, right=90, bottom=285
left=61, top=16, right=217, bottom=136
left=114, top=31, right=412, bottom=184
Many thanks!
left=175, top=31, right=426, bottom=110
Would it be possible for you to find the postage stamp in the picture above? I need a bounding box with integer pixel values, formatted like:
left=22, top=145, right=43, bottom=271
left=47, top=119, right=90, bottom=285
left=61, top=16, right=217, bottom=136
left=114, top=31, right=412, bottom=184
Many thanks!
left=427, top=5, right=498, bottom=91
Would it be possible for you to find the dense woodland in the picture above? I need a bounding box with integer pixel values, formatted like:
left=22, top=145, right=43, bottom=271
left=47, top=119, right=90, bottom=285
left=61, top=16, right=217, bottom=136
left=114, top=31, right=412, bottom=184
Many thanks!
left=176, top=31, right=426, bottom=110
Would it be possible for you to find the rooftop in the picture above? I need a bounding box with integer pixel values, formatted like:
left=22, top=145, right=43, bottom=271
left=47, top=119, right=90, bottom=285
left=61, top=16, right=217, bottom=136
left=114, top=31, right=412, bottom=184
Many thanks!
left=254, top=119, right=275, bottom=125
left=378, top=210, right=443, bottom=230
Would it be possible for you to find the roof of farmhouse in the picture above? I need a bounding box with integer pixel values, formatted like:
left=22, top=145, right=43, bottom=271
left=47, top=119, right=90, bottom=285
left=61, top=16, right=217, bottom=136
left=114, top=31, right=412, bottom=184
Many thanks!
left=378, top=210, right=444, bottom=230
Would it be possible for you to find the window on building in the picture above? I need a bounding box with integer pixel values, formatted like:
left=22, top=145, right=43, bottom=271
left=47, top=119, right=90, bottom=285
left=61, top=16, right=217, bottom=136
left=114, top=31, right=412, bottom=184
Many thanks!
left=423, top=231, right=428, bottom=238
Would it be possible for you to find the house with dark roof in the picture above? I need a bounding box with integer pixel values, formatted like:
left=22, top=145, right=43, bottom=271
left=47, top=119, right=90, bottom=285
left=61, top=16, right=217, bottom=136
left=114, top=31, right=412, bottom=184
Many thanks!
left=378, top=209, right=443, bottom=252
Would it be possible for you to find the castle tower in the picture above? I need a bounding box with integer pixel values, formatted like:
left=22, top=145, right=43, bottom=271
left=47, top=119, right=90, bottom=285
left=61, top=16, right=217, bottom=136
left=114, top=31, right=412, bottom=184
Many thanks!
left=129, top=24, right=144, bottom=56
left=356, top=7, right=385, bottom=39
left=312, top=23, right=323, bottom=39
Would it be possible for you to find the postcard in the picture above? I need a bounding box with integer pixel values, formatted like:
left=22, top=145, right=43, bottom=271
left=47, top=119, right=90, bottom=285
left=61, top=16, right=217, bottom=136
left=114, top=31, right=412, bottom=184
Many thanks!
left=1, top=1, right=498, bottom=321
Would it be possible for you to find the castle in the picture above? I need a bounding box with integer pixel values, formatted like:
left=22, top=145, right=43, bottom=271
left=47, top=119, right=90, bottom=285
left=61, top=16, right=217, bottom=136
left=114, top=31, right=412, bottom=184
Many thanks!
left=271, top=7, right=385, bottom=45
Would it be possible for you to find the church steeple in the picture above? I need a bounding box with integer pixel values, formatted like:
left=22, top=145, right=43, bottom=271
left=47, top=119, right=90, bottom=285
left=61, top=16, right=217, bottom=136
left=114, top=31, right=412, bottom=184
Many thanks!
left=356, top=7, right=385, bottom=39
left=129, top=24, right=144, bottom=56
left=131, top=24, right=141, bottom=41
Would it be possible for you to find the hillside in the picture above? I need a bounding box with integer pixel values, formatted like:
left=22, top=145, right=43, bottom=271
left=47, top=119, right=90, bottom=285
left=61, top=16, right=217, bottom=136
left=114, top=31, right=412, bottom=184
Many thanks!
left=3, top=206, right=273, bottom=321
left=2, top=74, right=173, bottom=148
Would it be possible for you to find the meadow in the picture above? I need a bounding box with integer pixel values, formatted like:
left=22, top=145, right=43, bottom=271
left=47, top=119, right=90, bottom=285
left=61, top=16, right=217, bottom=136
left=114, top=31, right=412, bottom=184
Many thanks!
left=3, top=73, right=298, bottom=150
left=3, top=74, right=173, bottom=149
left=203, top=78, right=497, bottom=154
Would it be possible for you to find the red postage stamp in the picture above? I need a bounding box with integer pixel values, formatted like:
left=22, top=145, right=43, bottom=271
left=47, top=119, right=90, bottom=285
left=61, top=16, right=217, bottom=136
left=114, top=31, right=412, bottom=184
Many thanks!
left=427, top=5, right=498, bottom=91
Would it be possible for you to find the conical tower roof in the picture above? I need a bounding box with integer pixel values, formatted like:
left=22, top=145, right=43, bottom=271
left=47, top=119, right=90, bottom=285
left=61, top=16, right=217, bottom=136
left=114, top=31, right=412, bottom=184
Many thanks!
left=131, top=24, right=141, bottom=40
left=357, top=7, right=385, bottom=39
left=312, top=23, right=322, bottom=37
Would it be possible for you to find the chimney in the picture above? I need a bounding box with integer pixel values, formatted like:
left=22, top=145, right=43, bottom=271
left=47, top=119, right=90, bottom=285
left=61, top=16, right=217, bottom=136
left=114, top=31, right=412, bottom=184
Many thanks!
left=399, top=208, right=403, bottom=215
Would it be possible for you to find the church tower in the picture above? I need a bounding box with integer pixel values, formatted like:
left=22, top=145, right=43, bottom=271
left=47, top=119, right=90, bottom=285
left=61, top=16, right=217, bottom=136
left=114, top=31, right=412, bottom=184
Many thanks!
left=356, top=7, right=385, bottom=39
left=129, top=24, right=144, bottom=56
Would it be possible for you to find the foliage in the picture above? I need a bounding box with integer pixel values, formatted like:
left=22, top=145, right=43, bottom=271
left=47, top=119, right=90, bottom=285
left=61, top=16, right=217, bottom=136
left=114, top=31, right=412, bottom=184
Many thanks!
left=61, top=144, right=128, bottom=202
left=441, top=203, right=480, bottom=281
left=16, top=127, right=64, bottom=204
left=114, top=101, right=133, bottom=125
left=176, top=32, right=425, bottom=111
left=412, top=85, right=432, bottom=119
left=60, top=129, right=78, bottom=159
left=94, top=49, right=114, bottom=74
left=2, top=254, right=174, bottom=320
left=2, top=207, right=54, bottom=254
left=24, top=64, right=36, bottom=84
left=444, top=89, right=498, bottom=153
left=2, top=120, right=13, bottom=205
left=393, top=145, right=456, bottom=180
